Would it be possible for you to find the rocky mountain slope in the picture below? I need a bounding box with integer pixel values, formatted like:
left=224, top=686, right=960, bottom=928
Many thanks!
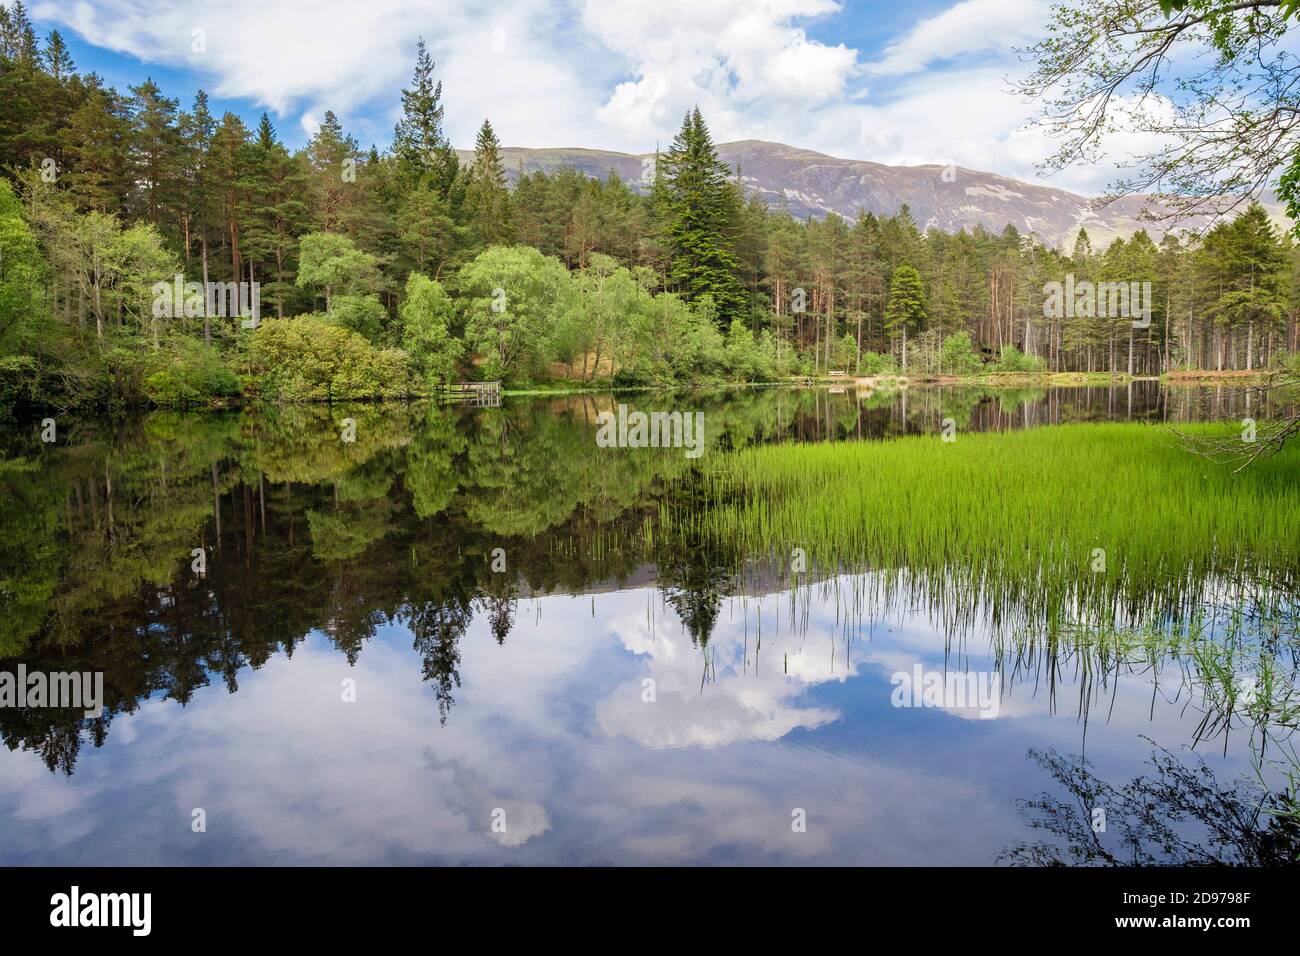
left=457, top=139, right=1287, bottom=249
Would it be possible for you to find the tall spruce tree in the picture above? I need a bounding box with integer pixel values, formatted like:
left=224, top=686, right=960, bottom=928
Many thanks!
left=655, top=107, right=746, bottom=323
left=464, top=118, right=513, bottom=247
left=0, top=1, right=36, bottom=63
left=392, top=38, right=459, bottom=203
left=42, top=29, right=72, bottom=79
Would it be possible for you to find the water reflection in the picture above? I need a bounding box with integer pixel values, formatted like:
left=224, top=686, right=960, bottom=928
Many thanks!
left=0, top=385, right=1296, bottom=864
left=1002, top=743, right=1300, bottom=866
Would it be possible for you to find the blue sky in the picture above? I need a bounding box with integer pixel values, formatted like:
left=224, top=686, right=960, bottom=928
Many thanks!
left=24, top=0, right=1129, bottom=194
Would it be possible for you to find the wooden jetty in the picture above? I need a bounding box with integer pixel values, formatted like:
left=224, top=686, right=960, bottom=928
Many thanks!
left=443, top=381, right=501, bottom=407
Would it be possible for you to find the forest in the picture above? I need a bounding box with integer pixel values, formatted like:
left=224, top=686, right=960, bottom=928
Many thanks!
left=2, top=0, right=1299, bottom=410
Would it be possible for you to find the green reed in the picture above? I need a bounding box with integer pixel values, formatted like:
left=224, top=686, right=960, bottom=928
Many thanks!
left=665, top=423, right=1300, bottom=636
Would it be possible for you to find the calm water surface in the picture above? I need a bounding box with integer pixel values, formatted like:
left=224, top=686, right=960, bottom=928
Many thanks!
left=1, top=383, right=1296, bottom=865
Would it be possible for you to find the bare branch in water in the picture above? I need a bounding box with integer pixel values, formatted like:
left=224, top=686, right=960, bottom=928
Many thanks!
left=1171, top=373, right=1300, bottom=472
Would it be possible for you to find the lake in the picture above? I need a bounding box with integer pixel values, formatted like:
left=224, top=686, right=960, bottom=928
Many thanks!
left=2, top=382, right=1298, bottom=865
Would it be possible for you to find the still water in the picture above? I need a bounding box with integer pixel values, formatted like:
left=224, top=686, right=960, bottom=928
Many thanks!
left=1, top=383, right=1297, bottom=865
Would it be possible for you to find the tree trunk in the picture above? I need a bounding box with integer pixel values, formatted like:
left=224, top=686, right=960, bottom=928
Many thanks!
left=202, top=237, right=211, bottom=345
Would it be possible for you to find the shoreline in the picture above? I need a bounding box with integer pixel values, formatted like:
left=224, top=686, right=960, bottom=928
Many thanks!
left=796, top=369, right=1289, bottom=389
left=9, top=370, right=1290, bottom=414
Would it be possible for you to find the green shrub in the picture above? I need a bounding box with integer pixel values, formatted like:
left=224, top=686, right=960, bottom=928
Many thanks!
left=143, top=339, right=240, bottom=406
left=723, top=318, right=777, bottom=382
left=1271, top=350, right=1300, bottom=375
left=990, top=344, right=1045, bottom=373
left=327, top=294, right=387, bottom=341
left=938, top=331, right=983, bottom=375
left=859, top=350, right=901, bottom=375
left=249, top=316, right=415, bottom=402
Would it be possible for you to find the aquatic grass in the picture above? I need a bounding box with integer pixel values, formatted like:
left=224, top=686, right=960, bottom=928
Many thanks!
left=652, top=422, right=1300, bottom=745
left=999, top=606, right=1300, bottom=744
left=666, top=423, right=1300, bottom=635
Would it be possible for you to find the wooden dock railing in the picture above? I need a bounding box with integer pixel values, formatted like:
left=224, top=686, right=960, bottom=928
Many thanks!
left=443, top=381, right=501, bottom=406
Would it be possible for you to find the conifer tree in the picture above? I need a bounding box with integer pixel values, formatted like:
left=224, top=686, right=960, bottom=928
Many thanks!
left=655, top=107, right=746, bottom=323
left=1208, top=202, right=1288, bottom=371
left=1071, top=228, right=1093, bottom=264
left=392, top=38, right=460, bottom=202
left=242, top=113, right=311, bottom=318
left=0, top=1, right=35, bottom=63
left=884, top=263, right=927, bottom=372
left=126, top=79, right=183, bottom=236
left=42, top=29, right=72, bottom=79
left=306, top=110, right=361, bottom=233
left=209, top=111, right=250, bottom=281
left=65, top=87, right=129, bottom=215
left=464, top=118, right=513, bottom=247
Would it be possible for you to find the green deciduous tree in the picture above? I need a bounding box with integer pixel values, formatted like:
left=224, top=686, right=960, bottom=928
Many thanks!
left=0, top=177, right=46, bottom=399
left=400, top=271, right=462, bottom=387
left=458, top=244, right=570, bottom=383
left=295, top=231, right=379, bottom=313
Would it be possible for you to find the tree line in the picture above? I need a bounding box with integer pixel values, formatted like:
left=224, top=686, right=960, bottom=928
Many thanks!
left=2, top=1, right=1298, bottom=409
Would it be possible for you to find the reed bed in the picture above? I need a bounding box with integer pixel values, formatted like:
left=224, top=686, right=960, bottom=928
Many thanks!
left=664, top=423, right=1300, bottom=635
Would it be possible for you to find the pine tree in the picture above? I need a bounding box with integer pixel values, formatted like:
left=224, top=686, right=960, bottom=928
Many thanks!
left=845, top=209, right=883, bottom=364
left=0, top=5, right=67, bottom=171
left=42, top=29, right=72, bottom=79
left=64, top=87, right=129, bottom=214
left=885, top=263, right=927, bottom=372
left=396, top=184, right=462, bottom=277
left=1071, top=228, right=1093, bottom=264
left=208, top=111, right=251, bottom=282
left=1123, top=230, right=1159, bottom=374
left=178, top=91, right=216, bottom=272
left=1210, top=202, right=1288, bottom=371
left=242, top=113, right=311, bottom=318
left=2, top=2, right=36, bottom=64
left=306, top=110, right=361, bottom=233
left=655, top=107, right=746, bottom=323
left=126, top=78, right=183, bottom=236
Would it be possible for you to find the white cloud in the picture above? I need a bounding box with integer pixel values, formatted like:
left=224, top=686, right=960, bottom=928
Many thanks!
left=33, top=0, right=602, bottom=150
left=593, top=597, right=844, bottom=749
left=583, top=0, right=859, bottom=143
left=30, top=0, right=1148, bottom=196
left=865, top=0, right=1050, bottom=77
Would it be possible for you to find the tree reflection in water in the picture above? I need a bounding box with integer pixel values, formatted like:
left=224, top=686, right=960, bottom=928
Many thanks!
left=2, top=386, right=1297, bottom=778
left=1001, top=741, right=1300, bottom=866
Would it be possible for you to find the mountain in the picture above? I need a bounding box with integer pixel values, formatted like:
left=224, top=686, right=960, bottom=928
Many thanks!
left=456, top=139, right=1289, bottom=249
